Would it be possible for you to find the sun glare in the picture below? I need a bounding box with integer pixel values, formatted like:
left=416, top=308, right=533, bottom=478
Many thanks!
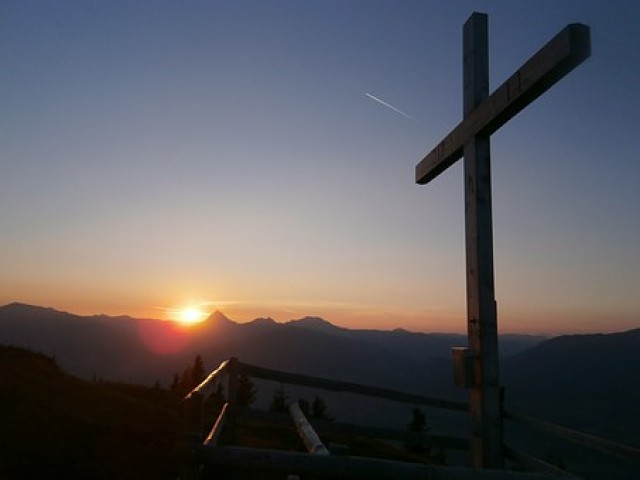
left=176, top=307, right=208, bottom=326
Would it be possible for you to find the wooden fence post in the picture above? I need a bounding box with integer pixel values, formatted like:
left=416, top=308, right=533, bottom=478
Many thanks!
left=184, top=392, right=204, bottom=439
left=289, top=401, right=330, bottom=455
left=226, top=357, right=239, bottom=444
left=180, top=392, right=205, bottom=480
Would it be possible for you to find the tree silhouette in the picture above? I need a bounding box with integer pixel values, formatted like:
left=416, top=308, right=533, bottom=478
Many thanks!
left=298, top=398, right=311, bottom=417
left=403, top=407, right=444, bottom=463
left=407, top=407, right=427, bottom=433
left=191, top=354, right=206, bottom=387
left=204, top=383, right=226, bottom=421
left=269, top=384, right=288, bottom=413
left=405, top=407, right=429, bottom=455
left=311, top=396, right=333, bottom=421
left=169, top=354, right=207, bottom=397
left=236, top=373, right=257, bottom=407
left=170, top=373, right=180, bottom=393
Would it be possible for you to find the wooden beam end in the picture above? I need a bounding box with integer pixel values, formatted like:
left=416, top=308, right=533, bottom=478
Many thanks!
left=415, top=160, right=438, bottom=185
left=567, top=23, right=591, bottom=63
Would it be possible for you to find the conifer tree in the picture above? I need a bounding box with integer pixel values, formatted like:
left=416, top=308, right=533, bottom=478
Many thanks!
left=204, top=383, right=226, bottom=420
left=298, top=398, right=311, bottom=417
left=236, top=373, right=257, bottom=407
left=311, top=396, right=333, bottom=421
left=191, top=354, right=206, bottom=388
left=169, top=354, right=207, bottom=397
left=407, top=407, right=427, bottom=433
left=269, top=384, right=288, bottom=413
left=170, top=373, right=181, bottom=395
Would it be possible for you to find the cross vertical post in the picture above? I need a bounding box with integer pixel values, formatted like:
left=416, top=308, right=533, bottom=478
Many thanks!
left=413, top=11, right=589, bottom=471
left=462, top=13, right=502, bottom=468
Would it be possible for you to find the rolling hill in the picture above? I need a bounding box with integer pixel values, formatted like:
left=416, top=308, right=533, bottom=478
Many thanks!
left=502, top=328, right=640, bottom=446
left=0, top=345, right=181, bottom=480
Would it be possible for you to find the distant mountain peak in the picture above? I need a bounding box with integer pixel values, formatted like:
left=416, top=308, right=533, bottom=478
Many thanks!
left=207, top=310, right=234, bottom=325
left=3, top=302, right=53, bottom=312
left=392, top=327, right=411, bottom=334
left=246, top=317, right=279, bottom=327
left=0, top=302, right=74, bottom=318
left=286, top=316, right=341, bottom=332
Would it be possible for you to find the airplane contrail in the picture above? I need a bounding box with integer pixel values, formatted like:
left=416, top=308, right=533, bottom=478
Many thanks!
left=365, top=92, right=416, bottom=121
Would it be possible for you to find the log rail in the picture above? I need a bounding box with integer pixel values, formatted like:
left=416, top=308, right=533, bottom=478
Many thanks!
left=181, top=357, right=640, bottom=479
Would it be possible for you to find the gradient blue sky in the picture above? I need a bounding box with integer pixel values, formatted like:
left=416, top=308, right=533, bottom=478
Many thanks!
left=1, top=1, right=638, bottom=334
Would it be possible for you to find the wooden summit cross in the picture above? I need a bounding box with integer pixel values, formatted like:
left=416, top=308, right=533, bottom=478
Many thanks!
left=415, top=13, right=590, bottom=468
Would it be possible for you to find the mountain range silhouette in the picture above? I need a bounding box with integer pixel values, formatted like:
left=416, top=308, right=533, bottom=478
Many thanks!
left=1, top=302, right=638, bottom=453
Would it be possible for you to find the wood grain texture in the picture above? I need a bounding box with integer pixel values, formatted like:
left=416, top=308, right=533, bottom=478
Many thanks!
left=415, top=23, right=590, bottom=185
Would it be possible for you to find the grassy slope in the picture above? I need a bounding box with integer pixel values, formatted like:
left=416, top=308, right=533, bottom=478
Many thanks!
left=0, top=344, right=445, bottom=480
left=0, top=345, right=181, bottom=480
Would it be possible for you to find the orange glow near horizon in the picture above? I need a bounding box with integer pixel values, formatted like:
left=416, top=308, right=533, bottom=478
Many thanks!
left=1, top=293, right=636, bottom=336
left=173, top=307, right=209, bottom=326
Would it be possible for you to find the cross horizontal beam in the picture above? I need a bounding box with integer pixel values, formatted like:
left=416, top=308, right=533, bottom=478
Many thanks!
left=416, top=23, right=590, bottom=185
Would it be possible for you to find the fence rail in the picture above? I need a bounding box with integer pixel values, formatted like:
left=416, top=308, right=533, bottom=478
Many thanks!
left=203, top=402, right=228, bottom=447
left=235, top=408, right=469, bottom=451
left=238, top=361, right=468, bottom=412
left=503, top=446, right=581, bottom=479
left=504, top=410, right=640, bottom=463
left=186, top=358, right=231, bottom=399
left=182, top=357, right=638, bottom=479
left=195, top=445, right=562, bottom=480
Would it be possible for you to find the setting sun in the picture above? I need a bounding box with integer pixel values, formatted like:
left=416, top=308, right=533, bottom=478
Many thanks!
left=175, top=307, right=208, bottom=326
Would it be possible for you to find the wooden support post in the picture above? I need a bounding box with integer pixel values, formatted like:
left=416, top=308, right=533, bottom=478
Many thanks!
left=184, top=391, right=205, bottom=439
left=226, top=356, right=239, bottom=444
left=180, top=392, right=205, bottom=480
left=203, top=402, right=229, bottom=447
left=289, top=401, right=330, bottom=455
left=463, top=13, right=503, bottom=468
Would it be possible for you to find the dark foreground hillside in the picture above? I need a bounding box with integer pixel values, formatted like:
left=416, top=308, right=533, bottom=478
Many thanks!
left=0, top=345, right=182, bottom=480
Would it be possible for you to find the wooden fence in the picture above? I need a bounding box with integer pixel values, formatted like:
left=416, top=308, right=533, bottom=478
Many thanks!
left=502, top=409, right=640, bottom=477
left=181, top=357, right=640, bottom=479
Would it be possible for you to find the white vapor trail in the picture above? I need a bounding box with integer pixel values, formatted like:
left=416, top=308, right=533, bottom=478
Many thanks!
left=365, top=92, right=416, bottom=121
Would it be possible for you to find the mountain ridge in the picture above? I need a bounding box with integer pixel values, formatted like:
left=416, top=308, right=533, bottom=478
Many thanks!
left=2, top=302, right=637, bottom=478
left=0, top=302, right=544, bottom=383
left=0, top=301, right=528, bottom=337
